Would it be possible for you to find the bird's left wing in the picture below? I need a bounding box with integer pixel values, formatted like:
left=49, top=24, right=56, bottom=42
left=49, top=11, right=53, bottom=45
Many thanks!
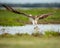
left=2, top=4, right=33, bottom=18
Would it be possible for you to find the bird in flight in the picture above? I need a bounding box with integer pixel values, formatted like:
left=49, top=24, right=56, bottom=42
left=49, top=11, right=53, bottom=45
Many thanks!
left=2, top=4, right=52, bottom=25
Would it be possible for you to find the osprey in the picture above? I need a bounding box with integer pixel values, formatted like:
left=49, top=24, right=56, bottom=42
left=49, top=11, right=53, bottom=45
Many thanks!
left=2, top=5, right=52, bottom=25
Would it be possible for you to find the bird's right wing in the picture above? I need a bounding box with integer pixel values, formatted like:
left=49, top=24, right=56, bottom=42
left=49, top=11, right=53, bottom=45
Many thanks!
left=2, top=4, right=33, bottom=18
left=37, top=13, right=53, bottom=19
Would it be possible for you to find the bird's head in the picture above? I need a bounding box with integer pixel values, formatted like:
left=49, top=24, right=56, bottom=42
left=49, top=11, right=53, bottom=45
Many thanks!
left=29, top=14, right=32, bottom=16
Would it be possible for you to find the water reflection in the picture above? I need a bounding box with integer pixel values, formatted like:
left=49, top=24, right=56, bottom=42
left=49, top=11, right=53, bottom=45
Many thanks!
left=0, top=24, right=60, bottom=34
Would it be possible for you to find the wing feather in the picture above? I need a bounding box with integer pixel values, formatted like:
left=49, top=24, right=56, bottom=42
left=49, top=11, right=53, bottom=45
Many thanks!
left=38, top=13, right=52, bottom=19
left=2, top=4, right=33, bottom=18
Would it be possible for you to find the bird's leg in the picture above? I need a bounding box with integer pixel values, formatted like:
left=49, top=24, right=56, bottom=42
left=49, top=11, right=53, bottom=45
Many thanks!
left=32, top=19, right=38, bottom=26
left=32, top=20, right=35, bottom=25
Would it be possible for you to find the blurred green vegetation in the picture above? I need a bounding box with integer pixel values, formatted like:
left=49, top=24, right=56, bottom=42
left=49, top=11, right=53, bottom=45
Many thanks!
left=0, top=32, right=60, bottom=48
left=44, top=31, right=60, bottom=37
left=0, top=8, right=60, bottom=26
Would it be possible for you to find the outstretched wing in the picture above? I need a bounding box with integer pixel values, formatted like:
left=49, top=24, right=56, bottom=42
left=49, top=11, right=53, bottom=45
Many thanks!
left=2, top=4, right=33, bottom=18
left=37, top=13, right=52, bottom=19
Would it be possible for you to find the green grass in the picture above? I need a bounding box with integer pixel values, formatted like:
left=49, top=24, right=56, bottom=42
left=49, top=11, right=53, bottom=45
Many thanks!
left=0, top=8, right=60, bottom=26
left=0, top=36, right=60, bottom=48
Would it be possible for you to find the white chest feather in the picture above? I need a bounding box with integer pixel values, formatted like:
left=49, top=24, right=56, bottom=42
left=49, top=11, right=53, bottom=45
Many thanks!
left=29, top=18, right=38, bottom=25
